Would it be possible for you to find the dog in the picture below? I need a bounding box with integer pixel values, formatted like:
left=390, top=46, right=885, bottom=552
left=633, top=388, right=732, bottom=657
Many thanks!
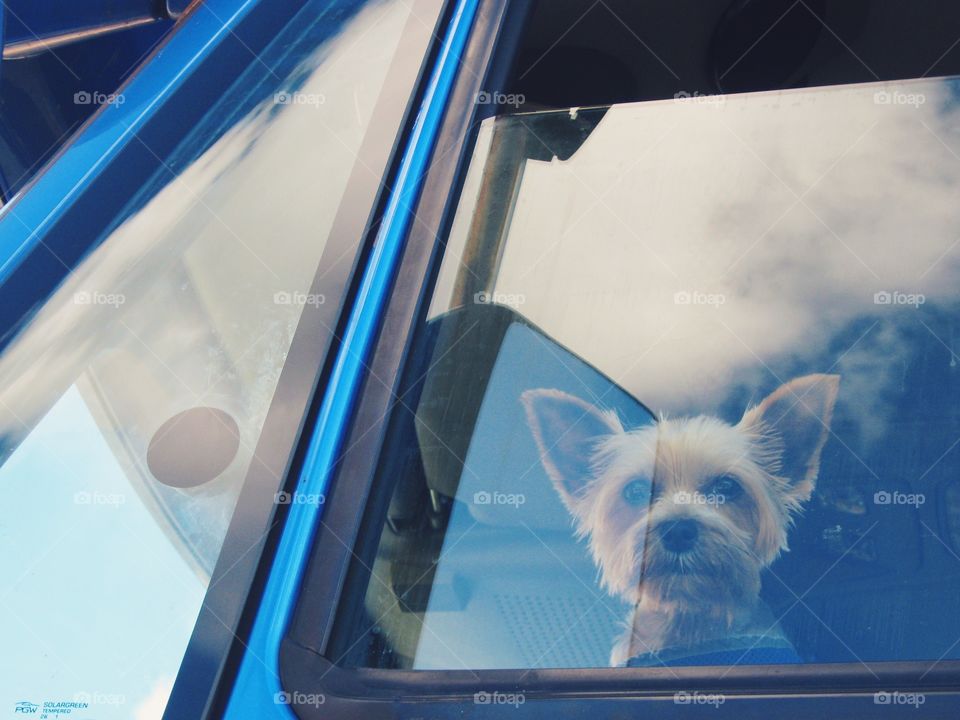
left=522, top=374, right=839, bottom=666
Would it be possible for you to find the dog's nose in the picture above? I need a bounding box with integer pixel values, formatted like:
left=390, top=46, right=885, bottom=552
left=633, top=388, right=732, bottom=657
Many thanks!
left=660, top=519, right=699, bottom=553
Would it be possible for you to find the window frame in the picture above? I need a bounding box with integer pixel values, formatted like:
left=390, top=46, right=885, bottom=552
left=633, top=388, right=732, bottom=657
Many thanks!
left=276, top=1, right=960, bottom=717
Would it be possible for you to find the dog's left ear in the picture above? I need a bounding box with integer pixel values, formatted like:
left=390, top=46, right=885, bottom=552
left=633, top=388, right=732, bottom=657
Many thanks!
left=738, top=374, right=840, bottom=501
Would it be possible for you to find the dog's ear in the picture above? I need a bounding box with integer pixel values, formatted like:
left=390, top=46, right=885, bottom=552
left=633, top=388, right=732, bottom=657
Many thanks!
left=521, top=389, right=622, bottom=513
left=738, top=374, right=840, bottom=502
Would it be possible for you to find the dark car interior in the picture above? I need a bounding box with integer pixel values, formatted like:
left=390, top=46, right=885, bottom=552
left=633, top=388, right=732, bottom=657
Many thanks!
left=504, top=0, right=960, bottom=110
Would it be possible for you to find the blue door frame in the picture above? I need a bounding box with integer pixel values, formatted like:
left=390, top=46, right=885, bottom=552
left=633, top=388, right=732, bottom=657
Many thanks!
left=222, top=0, right=479, bottom=714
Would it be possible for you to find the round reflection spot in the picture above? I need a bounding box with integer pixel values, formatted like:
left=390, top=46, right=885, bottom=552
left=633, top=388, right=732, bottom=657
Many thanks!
left=147, top=407, right=240, bottom=488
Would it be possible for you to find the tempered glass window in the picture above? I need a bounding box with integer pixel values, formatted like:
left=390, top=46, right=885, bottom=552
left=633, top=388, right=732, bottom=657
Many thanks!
left=0, top=1, right=436, bottom=715
left=337, top=75, right=960, bottom=673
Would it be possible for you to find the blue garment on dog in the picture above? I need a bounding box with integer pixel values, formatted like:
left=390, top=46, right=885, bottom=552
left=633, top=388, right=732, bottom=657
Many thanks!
left=625, top=636, right=803, bottom=667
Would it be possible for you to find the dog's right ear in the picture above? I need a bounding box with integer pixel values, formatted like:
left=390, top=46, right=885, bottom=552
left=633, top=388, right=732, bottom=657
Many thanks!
left=521, top=389, right=622, bottom=513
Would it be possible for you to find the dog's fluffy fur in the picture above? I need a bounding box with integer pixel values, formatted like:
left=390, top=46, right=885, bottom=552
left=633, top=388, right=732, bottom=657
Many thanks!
left=522, top=374, right=839, bottom=666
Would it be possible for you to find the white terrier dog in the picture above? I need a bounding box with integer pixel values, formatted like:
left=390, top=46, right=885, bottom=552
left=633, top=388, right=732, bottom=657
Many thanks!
left=522, top=374, right=839, bottom=666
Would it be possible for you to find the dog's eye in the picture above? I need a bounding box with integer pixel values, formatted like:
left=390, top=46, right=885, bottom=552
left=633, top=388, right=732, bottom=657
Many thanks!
left=622, top=479, right=651, bottom=506
left=710, top=474, right=743, bottom=500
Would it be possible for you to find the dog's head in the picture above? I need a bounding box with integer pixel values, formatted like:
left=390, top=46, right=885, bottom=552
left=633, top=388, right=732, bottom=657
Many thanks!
left=522, top=374, right=839, bottom=607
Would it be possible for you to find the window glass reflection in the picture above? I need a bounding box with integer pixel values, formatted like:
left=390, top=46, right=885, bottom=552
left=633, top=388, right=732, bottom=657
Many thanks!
left=348, top=76, right=960, bottom=671
left=0, top=0, right=421, bottom=714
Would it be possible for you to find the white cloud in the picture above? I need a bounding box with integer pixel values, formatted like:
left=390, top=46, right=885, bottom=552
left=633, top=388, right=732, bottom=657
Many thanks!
left=472, top=78, right=960, bottom=437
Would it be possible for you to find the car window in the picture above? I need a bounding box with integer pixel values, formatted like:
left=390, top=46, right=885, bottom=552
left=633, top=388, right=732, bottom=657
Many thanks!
left=335, top=74, right=960, bottom=672
left=0, top=0, right=431, bottom=715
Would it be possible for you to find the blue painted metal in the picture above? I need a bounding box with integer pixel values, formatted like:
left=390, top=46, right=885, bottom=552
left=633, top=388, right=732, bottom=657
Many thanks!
left=222, top=0, right=480, bottom=715
left=0, top=4, right=5, bottom=82
left=0, top=0, right=259, bottom=284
